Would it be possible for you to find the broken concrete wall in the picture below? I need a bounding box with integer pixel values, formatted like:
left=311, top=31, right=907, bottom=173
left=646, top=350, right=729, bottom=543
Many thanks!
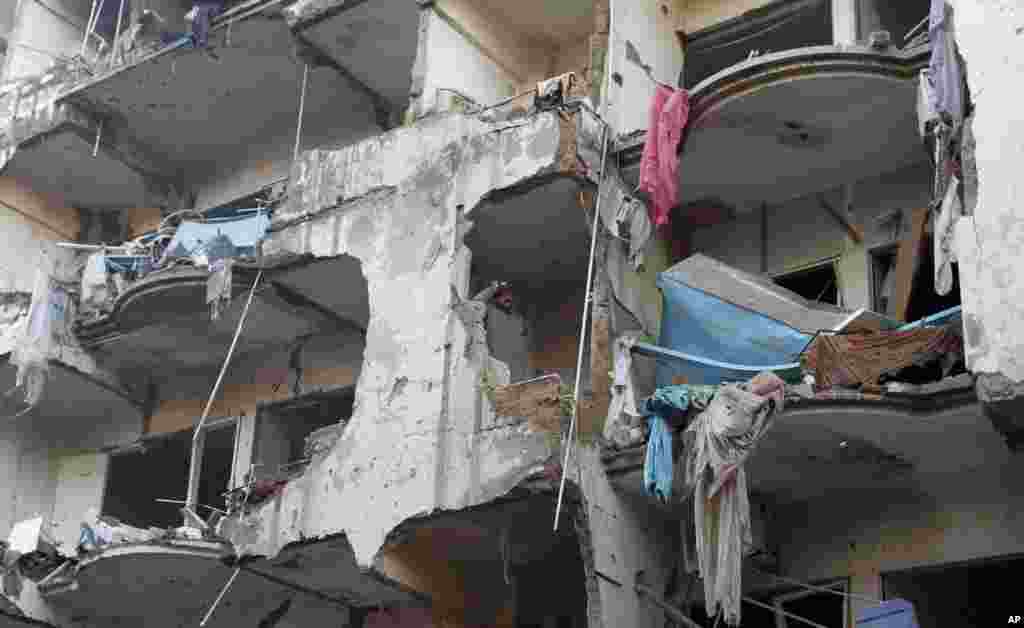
left=606, top=1, right=684, bottom=136
left=413, top=6, right=520, bottom=117
left=225, top=111, right=587, bottom=566
left=951, top=0, right=1024, bottom=383
left=190, top=92, right=382, bottom=211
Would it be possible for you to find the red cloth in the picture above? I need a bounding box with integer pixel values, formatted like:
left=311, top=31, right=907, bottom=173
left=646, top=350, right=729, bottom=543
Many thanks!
left=639, top=85, right=690, bottom=227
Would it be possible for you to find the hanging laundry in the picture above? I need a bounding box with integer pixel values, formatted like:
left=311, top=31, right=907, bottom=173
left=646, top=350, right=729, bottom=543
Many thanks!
left=803, top=325, right=963, bottom=389
left=682, top=372, right=784, bottom=627
left=934, top=175, right=961, bottom=296
left=605, top=333, right=645, bottom=448
left=206, top=258, right=234, bottom=321
left=960, top=114, right=978, bottom=215
left=643, top=414, right=673, bottom=503
left=642, top=383, right=719, bottom=503
left=10, top=271, right=68, bottom=408
left=613, top=196, right=653, bottom=271
left=186, top=1, right=224, bottom=48
left=928, top=0, right=965, bottom=125
left=644, top=384, right=717, bottom=429
left=916, top=69, right=939, bottom=140
left=80, top=252, right=112, bottom=316
left=639, top=85, right=690, bottom=228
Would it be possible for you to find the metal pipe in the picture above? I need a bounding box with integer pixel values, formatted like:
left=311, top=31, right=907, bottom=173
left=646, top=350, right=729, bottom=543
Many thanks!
left=111, top=0, right=127, bottom=68
left=634, top=583, right=703, bottom=628
left=92, top=119, right=102, bottom=156
left=293, top=63, right=309, bottom=162
left=200, top=567, right=240, bottom=626
left=553, top=119, right=609, bottom=532
left=187, top=270, right=263, bottom=510
left=743, top=596, right=829, bottom=628
left=81, top=0, right=100, bottom=57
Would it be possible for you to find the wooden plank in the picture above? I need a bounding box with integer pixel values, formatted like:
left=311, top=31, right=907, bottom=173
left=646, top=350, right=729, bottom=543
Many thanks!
left=887, top=207, right=929, bottom=322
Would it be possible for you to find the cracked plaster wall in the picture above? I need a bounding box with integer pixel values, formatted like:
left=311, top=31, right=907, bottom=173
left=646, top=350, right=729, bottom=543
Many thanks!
left=227, top=111, right=582, bottom=566
left=572, top=447, right=676, bottom=628
left=951, top=0, right=1024, bottom=384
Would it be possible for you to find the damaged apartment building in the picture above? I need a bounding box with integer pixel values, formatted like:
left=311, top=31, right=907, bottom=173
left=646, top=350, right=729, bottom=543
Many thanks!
left=0, top=0, right=1021, bottom=626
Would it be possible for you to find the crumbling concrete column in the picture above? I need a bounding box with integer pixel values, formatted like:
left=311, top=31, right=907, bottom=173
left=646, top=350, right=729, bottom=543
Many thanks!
left=949, top=0, right=1024, bottom=445
left=228, top=110, right=598, bottom=567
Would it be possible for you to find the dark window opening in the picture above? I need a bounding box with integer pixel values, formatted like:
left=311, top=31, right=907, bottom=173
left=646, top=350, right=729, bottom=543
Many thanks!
left=905, top=236, right=961, bottom=323
left=682, top=0, right=833, bottom=89
left=884, top=555, right=1024, bottom=627
left=773, top=263, right=839, bottom=305
left=872, top=237, right=961, bottom=322
left=197, top=424, right=236, bottom=515
left=103, top=431, right=190, bottom=529
left=103, top=423, right=236, bottom=529
left=254, top=389, right=354, bottom=481
left=871, top=246, right=898, bottom=314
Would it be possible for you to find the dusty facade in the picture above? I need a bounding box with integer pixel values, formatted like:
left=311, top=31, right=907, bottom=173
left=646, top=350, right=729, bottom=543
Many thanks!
left=0, top=0, right=1020, bottom=627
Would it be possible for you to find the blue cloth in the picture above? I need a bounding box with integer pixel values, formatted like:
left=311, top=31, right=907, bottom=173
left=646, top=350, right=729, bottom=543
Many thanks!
left=164, top=212, right=270, bottom=263
left=95, top=0, right=130, bottom=40
left=190, top=1, right=224, bottom=48
left=643, top=415, right=673, bottom=503
left=655, top=272, right=810, bottom=386
left=856, top=599, right=919, bottom=628
left=642, top=385, right=718, bottom=502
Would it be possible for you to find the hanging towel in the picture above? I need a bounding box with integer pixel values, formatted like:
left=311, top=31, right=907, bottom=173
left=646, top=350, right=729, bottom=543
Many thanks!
left=614, top=197, right=653, bottom=271
left=934, top=175, right=961, bottom=296
left=639, top=85, right=690, bottom=227
left=643, top=414, right=673, bottom=503
left=928, top=0, right=964, bottom=125
left=682, top=372, right=784, bottom=626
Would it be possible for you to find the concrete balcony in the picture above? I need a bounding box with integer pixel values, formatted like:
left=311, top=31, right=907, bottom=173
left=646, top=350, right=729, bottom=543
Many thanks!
left=37, top=539, right=424, bottom=627
left=2, top=0, right=422, bottom=213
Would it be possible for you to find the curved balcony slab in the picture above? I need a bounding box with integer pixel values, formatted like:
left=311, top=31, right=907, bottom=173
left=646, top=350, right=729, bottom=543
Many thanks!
left=602, top=383, right=1000, bottom=506
left=616, top=46, right=930, bottom=212
left=58, top=5, right=387, bottom=191
left=74, top=266, right=356, bottom=373
left=0, top=356, right=144, bottom=446
left=0, top=101, right=177, bottom=211
left=680, top=46, right=928, bottom=211
left=40, top=539, right=418, bottom=627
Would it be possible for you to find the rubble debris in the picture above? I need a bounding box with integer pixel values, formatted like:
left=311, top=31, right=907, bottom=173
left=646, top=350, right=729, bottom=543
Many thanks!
left=492, top=374, right=563, bottom=433
left=803, top=325, right=962, bottom=390
left=304, top=423, right=344, bottom=459
left=681, top=372, right=784, bottom=627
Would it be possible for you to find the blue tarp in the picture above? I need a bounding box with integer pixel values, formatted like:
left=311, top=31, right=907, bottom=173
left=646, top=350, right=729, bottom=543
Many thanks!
left=654, top=272, right=809, bottom=386
left=163, top=211, right=270, bottom=262
left=856, top=599, right=919, bottom=627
